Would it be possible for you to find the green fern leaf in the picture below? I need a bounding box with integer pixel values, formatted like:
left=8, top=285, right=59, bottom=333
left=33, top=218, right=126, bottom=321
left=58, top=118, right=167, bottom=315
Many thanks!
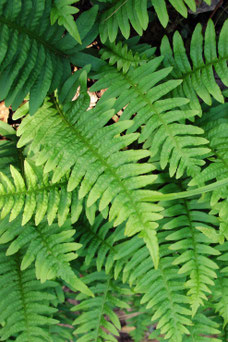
left=160, top=20, right=228, bottom=112
left=91, top=58, right=209, bottom=178
left=0, top=160, right=83, bottom=226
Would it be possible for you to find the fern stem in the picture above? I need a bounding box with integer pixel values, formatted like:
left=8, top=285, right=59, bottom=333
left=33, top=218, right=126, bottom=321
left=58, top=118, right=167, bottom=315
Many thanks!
left=146, top=178, right=228, bottom=201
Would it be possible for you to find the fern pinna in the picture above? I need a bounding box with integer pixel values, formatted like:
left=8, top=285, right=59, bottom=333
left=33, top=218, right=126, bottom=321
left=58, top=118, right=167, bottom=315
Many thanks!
left=0, top=0, right=228, bottom=341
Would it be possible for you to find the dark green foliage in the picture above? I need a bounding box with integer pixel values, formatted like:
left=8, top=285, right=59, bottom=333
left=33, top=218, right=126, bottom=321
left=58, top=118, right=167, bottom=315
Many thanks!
left=0, top=1, right=227, bottom=341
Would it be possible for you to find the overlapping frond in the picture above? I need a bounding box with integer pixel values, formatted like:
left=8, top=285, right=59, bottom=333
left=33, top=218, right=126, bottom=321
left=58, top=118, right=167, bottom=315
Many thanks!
left=91, top=57, right=209, bottom=178
left=100, top=38, right=155, bottom=73
left=160, top=185, right=220, bottom=316
left=16, top=72, right=164, bottom=267
left=71, top=270, right=131, bottom=342
left=0, top=216, right=92, bottom=296
left=0, top=245, right=61, bottom=341
left=76, top=214, right=126, bottom=273
left=161, top=20, right=228, bottom=112
left=0, top=0, right=98, bottom=114
left=190, top=103, right=228, bottom=238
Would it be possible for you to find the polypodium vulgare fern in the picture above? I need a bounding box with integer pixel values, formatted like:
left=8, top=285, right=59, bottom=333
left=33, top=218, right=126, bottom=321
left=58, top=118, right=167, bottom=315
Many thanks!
left=0, top=0, right=228, bottom=341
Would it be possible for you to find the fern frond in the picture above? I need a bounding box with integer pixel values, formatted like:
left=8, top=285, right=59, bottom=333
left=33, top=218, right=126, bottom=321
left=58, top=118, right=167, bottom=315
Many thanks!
left=91, top=58, right=209, bottom=178
left=163, top=194, right=220, bottom=316
left=71, top=270, right=131, bottom=342
left=0, top=245, right=60, bottom=341
left=113, top=232, right=192, bottom=342
left=98, top=0, right=212, bottom=42
left=16, top=73, right=164, bottom=268
left=135, top=236, right=192, bottom=342
left=190, top=103, right=228, bottom=239
left=0, top=160, right=84, bottom=226
left=149, top=310, right=221, bottom=342
left=161, top=19, right=228, bottom=112
left=0, top=216, right=93, bottom=296
left=100, top=38, right=155, bottom=73
left=76, top=214, right=126, bottom=273
left=0, top=0, right=97, bottom=114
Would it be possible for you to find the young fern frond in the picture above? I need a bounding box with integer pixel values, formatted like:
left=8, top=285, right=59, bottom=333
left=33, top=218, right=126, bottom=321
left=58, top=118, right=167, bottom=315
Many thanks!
left=0, top=216, right=92, bottom=296
left=161, top=20, right=228, bottom=112
left=91, top=57, right=209, bottom=178
left=161, top=186, right=220, bottom=316
left=71, top=270, right=131, bottom=342
left=0, top=0, right=97, bottom=114
left=0, top=245, right=60, bottom=342
left=16, top=72, right=164, bottom=268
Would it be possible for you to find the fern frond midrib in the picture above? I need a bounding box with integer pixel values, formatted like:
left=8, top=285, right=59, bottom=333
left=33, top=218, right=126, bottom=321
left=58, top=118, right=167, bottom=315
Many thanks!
left=0, top=180, right=67, bottom=199
left=0, top=15, right=68, bottom=59
left=81, top=223, right=116, bottom=254
left=52, top=96, right=148, bottom=231
left=16, top=254, right=31, bottom=340
left=94, top=276, right=111, bottom=341
left=103, top=0, right=129, bottom=23
left=183, top=195, right=201, bottom=295
left=102, top=45, right=148, bottom=64
left=159, top=262, right=179, bottom=331
left=176, top=55, right=228, bottom=80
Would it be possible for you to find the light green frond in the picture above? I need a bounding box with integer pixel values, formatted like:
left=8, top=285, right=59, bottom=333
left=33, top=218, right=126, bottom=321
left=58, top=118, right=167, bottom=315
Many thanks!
left=0, top=160, right=84, bottom=226
left=0, top=245, right=60, bottom=341
left=16, top=73, right=164, bottom=268
left=161, top=19, right=228, bottom=112
left=71, top=271, right=131, bottom=342
left=0, top=216, right=92, bottom=296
